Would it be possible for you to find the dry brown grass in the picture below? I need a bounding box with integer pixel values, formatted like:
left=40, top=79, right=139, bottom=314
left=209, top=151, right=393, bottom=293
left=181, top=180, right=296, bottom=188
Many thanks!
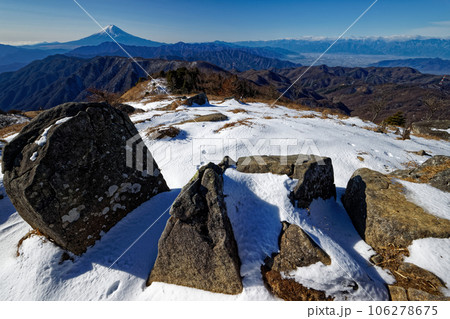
left=214, top=118, right=253, bottom=133
left=155, top=100, right=182, bottom=111
left=16, top=229, right=45, bottom=257
left=396, top=159, right=450, bottom=184
left=300, top=114, right=317, bottom=119
left=412, top=132, right=446, bottom=141
left=373, top=244, right=444, bottom=296
left=23, top=111, right=42, bottom=119
left=146, top=125, right=181, bottom=139
left=401, top=160, right=420, bottom=169
left=263, top=116, right=274, bottom=120
left=145, top=94, right=171, bottom=103
left=229, top=108, right=248, bottom=114
left=0, top=122, right=28, bottom=140
left=357, top=156, right=365, bottom=162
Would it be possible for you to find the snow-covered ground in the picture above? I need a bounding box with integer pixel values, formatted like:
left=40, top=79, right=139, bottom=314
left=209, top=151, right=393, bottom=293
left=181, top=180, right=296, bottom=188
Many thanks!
left=0, top=98, right=449, bottom=300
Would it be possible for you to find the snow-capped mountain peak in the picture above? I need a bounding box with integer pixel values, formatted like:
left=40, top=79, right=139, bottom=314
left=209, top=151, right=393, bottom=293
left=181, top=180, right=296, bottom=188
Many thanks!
left=100, top=25, right=124, bottom=37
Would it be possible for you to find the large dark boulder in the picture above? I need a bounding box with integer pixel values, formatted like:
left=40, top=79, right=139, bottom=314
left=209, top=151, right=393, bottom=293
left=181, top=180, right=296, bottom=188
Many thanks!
left=186, top=93, right=209, bottom=106
left=262, top=222, right=332, bottom=301
left=148, top=163, right=243, bottom=294
left=237, top=154, right=336, bottom=208
left=1, top=102, right=169, bottom=255
left=342, top=168, right=450, bottom=251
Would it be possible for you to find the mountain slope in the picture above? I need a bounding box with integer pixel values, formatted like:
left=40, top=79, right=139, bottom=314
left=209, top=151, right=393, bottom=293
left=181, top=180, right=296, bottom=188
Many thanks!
left=66, top=42, right=300, bottom=71
left=0, top=44, right=65, bottom=74
left=240, top=65, right=448, bottom=121
left=0, top=55, right=227, bottom=111
left=371, top=58, right=450, bottom=75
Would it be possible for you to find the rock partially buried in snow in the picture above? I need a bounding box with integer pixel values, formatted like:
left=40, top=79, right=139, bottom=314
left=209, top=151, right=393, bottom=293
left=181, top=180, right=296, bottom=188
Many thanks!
left=341, top=168, right=450, bottom=251
left=237, top=154, right=336, bottom=208
left=148, top=163, right=243, bottom=294
left=262, top=222, right=333, bottom=301
left=1, top=102, right=169, bottom=255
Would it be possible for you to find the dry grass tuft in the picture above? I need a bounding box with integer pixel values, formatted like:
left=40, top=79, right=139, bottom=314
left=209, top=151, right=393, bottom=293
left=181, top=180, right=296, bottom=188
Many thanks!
left=155, top=101, right=182, bottom=111
left=373, top=244, right=444, bottom=296
left=401, top=160, right=420, bottom=169
left=357, top=156, right=365, bottom=162
left=229, top=108, right=248, bottom=114
left=23, top=111, right=42, bottom=119
left=214, top=118, right=253, bottom=133
left=412, top=132, right=446, bottom=141
left=300, top=114, right=317, bottom=119
left=0, top=122, right=28, bottom=140
left=396, top=159, right=450, bottom=184
left=17, top=229, right=45, bottom=257
left=146, top=125, right=181, bottom=139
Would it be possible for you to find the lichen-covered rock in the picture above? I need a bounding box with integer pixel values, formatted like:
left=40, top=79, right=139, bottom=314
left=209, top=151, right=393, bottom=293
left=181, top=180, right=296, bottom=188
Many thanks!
left=388, top=285, right=408, bottom=301
left=342, top=168, right=450, bottom=251
left=262, top=222, right=332, bottom=301
left=147, top=163, right=243, bottom=294
left=2, top=102, right=169, bottom=255
left=236, top=154, right=336, bottom=208
left=391, top=155, right=450, bottom=192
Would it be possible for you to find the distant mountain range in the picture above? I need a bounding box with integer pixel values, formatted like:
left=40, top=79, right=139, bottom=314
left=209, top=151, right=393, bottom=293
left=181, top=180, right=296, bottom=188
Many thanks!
left=371, top=58, right=450, bottom=75
left=66, top=42, right=299, bottom=71
left=0, top=44, right=64, bottom=73
left=2, top=25, right=450, bottom=75
left=236, top=38, right=450, bottom=59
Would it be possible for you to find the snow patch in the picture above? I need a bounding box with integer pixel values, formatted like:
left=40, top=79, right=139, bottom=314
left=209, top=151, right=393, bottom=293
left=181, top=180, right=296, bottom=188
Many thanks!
left=398, top=180, right=450, bottom=220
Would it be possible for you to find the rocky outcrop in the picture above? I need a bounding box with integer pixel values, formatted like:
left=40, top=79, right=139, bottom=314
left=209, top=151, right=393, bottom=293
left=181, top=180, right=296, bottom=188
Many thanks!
left=114, top=103, right=144, bottom=114
left=262, top=222, right=332, bottom=301
left=237, top=154, right=336, bottom=208
left=148, top=163, right=243, bottom=294
left=411, top=120, right=450, bottom=140
left=341, top=168, right=450, bottom=251
left=186, top=93, right=209, bottom=106
left=2, top=102, right=169, bottom=255
left=391, top=155, right=450, bottom=192
left=343, top=167, right=450, bottom=300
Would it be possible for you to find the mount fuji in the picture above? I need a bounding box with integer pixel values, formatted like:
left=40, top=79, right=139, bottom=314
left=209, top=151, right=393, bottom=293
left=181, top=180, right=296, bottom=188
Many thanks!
left=22, top=25, right=164, bottom=50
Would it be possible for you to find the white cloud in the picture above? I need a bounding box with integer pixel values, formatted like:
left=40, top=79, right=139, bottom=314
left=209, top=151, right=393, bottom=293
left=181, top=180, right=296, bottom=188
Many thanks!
left=410, top=20, right=450, bottom=38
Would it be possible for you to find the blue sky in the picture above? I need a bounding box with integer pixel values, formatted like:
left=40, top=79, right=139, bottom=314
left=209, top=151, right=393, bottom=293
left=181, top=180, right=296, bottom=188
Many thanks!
left=1, top=0, right=449, bottom=44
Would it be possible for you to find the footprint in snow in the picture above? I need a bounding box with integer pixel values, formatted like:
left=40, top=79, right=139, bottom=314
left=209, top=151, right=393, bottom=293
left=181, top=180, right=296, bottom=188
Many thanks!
left=105, top=280, right=120, bottom=298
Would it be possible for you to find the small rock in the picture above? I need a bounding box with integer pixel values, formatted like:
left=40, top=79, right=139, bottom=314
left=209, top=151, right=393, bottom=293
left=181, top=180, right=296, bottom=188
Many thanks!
left=262, top=267, right=333, bottom=301
left=388, top=285, right=408, bottom=301
left=237, top=154, right=336, bottom=208
left=407, top=288, right=450, bottom=301
left=218, top=156, right=236, bottom=172
left=262, top=222, right=332, bottom=301
left=369, top=254, right=383, bottom=265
